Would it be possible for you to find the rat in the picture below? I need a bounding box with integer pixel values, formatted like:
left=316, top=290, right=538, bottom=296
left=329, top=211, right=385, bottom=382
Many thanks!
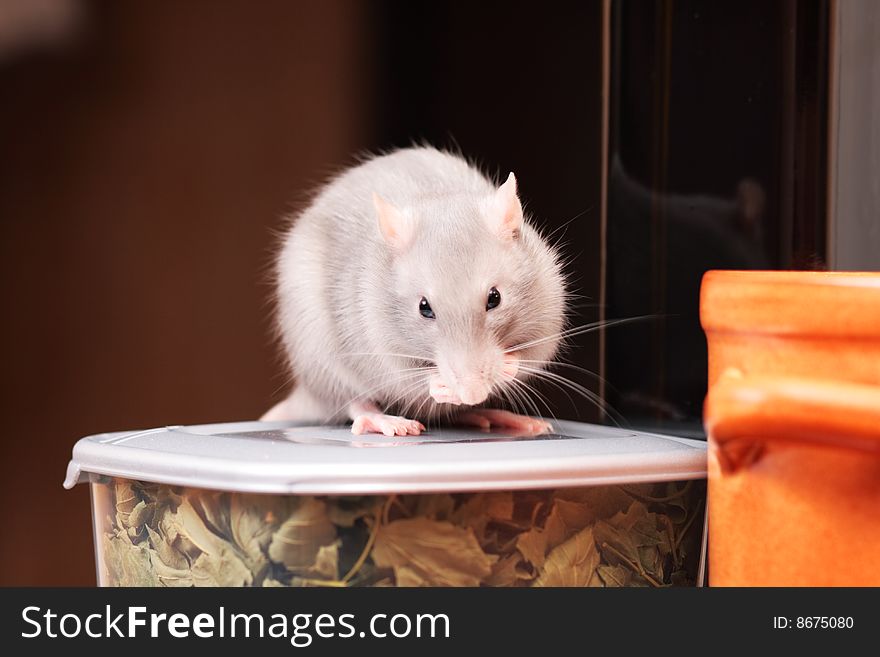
left=262, top=146, right=568, bottom=437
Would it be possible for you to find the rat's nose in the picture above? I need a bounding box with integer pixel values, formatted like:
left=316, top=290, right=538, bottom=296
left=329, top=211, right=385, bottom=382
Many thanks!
left=457, top=381, right=489, bottom=406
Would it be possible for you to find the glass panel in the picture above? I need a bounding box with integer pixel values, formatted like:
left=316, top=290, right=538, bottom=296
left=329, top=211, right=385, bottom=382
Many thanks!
left=605, top=0, right=830, bottom=436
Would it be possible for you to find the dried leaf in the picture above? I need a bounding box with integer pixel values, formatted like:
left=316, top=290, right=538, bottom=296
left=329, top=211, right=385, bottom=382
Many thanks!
left=554, top=486, right=636, bottom=521
left=101, top=532, right=158, bottom=587
left=128, top=500, right=154, bottom=531
left=482, top=527, right=520, bottom=555
left=553, top=498, right=596, bottom=530
left=659, top=482, right=691, bottom=524
left=149, top=554, right=194, bottom=587
left=449, top=492, right=515, bottom=551
left=408, top=494, right=456, bottom=520
left=515, top=500, right=574, bottom=569
left=114, top=481, right=140, bottom=529
left=157, top=510, right=198, bottom=560
left=463, top=492, right=516, bottom=521
left=372, top=518, right=497, bottom=586
left=308, top=541, right=340, bottom=580
left=190, top=491, right=231, bottom=537
left=191, top=547, right=252, bottom=586
left=532, top=526, right=600, bottom=587
left=597, top=564, right=632, bottom=587
left=325, top=496, right=379, bottom=527
left=166, top=499, right=232, bottom=558
left=96, top=480, right=704, bottom=588
left=486, top=553, right=532, bottom=587
left=230, top=494, right=287, bottom=570
left=670, top=569, right=692, bottom=586
left=146, top=525, right=189, bottom=570
left=594, top=501, right=662, bottom=567
left=268, top=498, right=336, bottom=572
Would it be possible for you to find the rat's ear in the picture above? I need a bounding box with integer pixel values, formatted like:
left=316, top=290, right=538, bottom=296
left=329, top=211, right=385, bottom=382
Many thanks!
left=487, top=172, right=523, bottom=240
left=373, top=192, right=412, bottom=249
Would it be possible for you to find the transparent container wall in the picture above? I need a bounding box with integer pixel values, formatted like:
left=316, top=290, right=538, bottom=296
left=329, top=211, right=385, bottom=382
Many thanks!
left=89, top=476, right=706, bottom=587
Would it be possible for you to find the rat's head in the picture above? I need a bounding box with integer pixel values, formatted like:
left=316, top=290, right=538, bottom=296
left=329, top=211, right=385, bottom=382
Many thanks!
left=373, top=173, right=567, bottom=407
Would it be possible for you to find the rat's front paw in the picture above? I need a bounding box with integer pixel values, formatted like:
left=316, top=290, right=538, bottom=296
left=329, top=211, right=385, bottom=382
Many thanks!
left=351, top=413, right=425, bottom=437
left=429, top=376, right=462, bottom=405
left=457, top=408, right=552, bottom=436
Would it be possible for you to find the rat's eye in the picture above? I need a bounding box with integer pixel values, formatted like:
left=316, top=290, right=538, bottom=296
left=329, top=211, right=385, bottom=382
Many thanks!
left=419, top=297, right=435, bottom=319
left=486, top=287, right=501, bottom=311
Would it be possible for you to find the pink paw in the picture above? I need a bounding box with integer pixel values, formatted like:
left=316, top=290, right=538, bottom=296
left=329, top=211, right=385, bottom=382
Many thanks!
left=351, top=413, right=425, bottom=437
left=429, top=376, right=462, bottom=405
left=457, top=408, right=552, bottom=436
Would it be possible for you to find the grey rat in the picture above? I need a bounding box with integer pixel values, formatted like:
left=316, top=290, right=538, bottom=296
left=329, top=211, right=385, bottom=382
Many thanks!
left=262, top=146, right=568, bottom=436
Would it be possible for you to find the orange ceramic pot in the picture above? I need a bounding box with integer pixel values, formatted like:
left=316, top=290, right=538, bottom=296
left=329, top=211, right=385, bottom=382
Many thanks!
left=701, top=270, right=880, bottom=586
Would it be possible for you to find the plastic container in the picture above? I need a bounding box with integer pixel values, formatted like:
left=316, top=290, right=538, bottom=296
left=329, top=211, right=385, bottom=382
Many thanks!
left=702, top=270, right=880, bottom=586
left=65, top=420, right=707, bottom=587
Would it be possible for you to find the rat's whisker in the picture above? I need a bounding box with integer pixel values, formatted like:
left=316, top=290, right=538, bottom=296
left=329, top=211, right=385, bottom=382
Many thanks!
left=518, top=365, right=626, bottom=427
left=517, top=368, right=601, bottom=421
left=504, top=322, right=603, bottom=353
left=507, top=386, right=540, bottom=415
left=341, top=352, right=436, bottom=364
left=492, top=374, right=522, bottom=417
left=513, top=370, right=575, bottom=417
left=505, top=375, right=546, bottom=421
left=518, top=359, right=617, bottom=391
left=269, top=370, right=298, bottom=400
left=498, top=384, right=526, bottom=419
left=383, top=374, right=435, bottom=416
left=331, top=369, right=434, bottom=420
left=520, top=379, right=560, bottom=426
left=506, top=388, right=527, bottom=419
left=528, top=378, right=560, bottom=415
left=410, top=390, right=436, bottom=427
left=396, top=376, right=436, bottom=419
left=356, top=374, right=423, bottom=420
left=518, top=358, right=625, bottom=412
left=503, top=374, right=544, bottom=418
left=505, top=315, right=656, bottom=354
left=507, top=377, right=556, bottom=425
left=345, top=366, right=438, bottom=406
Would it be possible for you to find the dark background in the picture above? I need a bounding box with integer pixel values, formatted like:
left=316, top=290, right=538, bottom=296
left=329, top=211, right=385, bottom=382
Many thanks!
left=0, top=1, right=604, bottom=585
left=0, top=0, right=831, bottom=585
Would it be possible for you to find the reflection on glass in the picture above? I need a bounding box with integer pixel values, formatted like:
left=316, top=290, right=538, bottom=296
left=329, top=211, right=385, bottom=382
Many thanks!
left=604, top=0, right=829, bottom=436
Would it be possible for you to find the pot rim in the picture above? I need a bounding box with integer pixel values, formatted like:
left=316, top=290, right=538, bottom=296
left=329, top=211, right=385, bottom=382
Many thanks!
left=700, top=269, right=880, bottom=337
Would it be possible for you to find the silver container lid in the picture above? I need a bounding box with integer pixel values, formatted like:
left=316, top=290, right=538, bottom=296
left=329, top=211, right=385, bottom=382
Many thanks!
left=64, top=419, right=707, bottom=495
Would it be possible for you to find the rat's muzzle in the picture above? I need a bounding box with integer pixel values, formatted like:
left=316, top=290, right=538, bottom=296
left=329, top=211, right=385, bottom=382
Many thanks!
left=456, top=380, right=490, bottom=406
left=428, top=373, right=490, bottom=406
left=432, top=346, right=515, bottom=406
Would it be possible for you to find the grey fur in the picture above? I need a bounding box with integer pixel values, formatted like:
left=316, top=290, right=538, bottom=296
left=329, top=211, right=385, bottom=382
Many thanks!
left=265, top=147, right=567, bottom=424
